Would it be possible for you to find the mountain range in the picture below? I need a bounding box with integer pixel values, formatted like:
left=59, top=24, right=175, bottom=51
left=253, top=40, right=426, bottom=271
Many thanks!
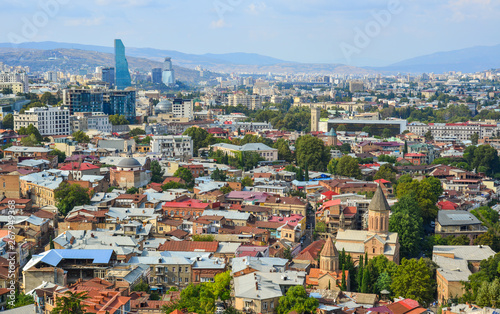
left=0, top=41, right=499, bottom=75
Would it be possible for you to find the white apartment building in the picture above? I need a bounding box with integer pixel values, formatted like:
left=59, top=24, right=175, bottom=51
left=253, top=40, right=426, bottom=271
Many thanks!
left=0, top=72, right=29, bottom=92
left=408, top=122, right=500, bottom=142
left=227, top=94, right=262, bottom=110
left=151, top=135, right=193, bottom=158
left=172, top=99, right=193, bottom=120
left=70, top=112, right=112, bottom=133
left=14, top=106, right=70, bottom=136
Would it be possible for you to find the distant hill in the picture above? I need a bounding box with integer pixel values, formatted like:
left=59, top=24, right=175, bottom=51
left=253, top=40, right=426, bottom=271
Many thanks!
left=373, top=44, right=500, bottom=74
left=0, top=47, right=223, bottom=83
left=0, top=41, right=375, bottom=75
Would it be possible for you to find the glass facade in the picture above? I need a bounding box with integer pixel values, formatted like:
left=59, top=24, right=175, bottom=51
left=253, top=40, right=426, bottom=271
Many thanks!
left=102, top=67, right=115, bottom=88
left=114, top=39, right=131, bottom=90
left=162, top=57, right=175, bottom=86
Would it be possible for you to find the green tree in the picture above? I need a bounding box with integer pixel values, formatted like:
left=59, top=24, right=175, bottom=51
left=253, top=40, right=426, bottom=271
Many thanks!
left=126, top=187, right=140, bottom=194
left=211, top=168, right=227, bottom=182
left=72, top=130, right=90, bottom=143
left=51, top=291, right=89, bottom=314
left=6, top=292, right=34, bottom=309
left=315, top=221, right=327, bottom=233
left=424, top=130, right=433, bottom=141
left=283, top=248, right=293, bottom=261
left=340, top=143, right=351, bottom=154
left=362, top=126, right=373, bottom=135
left=2, top=113, right=13, bottom=129
left=21, top=133, right=39, bottom=146
left=192, top=234, right=216, bottom=242
left=130, top=127, right=146, bottom=137
left=1, top=87, right=13, bottom=94
left=213, top=271, right=232, bottom=303
left=41, top=91, right=58, bottom=105
left=337, top=124, right=347, bottom=132
left=327, top=158, right=338, bottom=175
left=391, top=258, right=435, bottom=306
left=382, top=128, right=392, bottom=139
left=389, top=194, right=424, bottom=259
left=220, top=186, right=233, bottom=194
left=276, top=285, right=319, bottom=314
left=18, top=124, right=43, bottom=142
left=49, top=149, right=66, bottom=163
left=295, top=135, right=329, bottom=171
left=133, top=279, right=150, bottom=292
left=464, top=145, right=500, bottom=176
left=336, top=156, right=362, bottom=179
left=471, top=133, right=479, bottom=145
left=396, top=177, right=443, bottom=222
left=109, top=114, right=129, bottom=125
left=161, top=181, right=186, bottom=191
left=375, top=271, right=392, bottom=295
left=241, top=176, right=253, bottom=187
left=49, top=235, right=55, bottom=250
left=150, top=160, right=164, bottom=183
left=174, top=167, right=194, bottom=187
left=184, top=127, right=216, bottom=157
left=274, top=138, right=293, bottom=162
left=361, top=268, right=371, bottom=293
left=54, top=182, right=90, bottom=216
left=374, top=164, right=397, bottom=183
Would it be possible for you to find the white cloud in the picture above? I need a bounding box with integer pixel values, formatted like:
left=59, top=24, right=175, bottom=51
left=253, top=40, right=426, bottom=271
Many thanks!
left=247, top=2, right=267, bottom=15
left=210, top=18, right=228, bottom=29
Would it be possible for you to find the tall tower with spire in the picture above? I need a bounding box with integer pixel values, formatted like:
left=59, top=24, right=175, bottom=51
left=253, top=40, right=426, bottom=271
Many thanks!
left=368, top=185, right=391, bottom=235
left=320, top=236, right=339, bottom=272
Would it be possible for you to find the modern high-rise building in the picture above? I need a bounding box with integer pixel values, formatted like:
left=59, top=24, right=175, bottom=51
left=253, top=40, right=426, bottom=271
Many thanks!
left=63, top=89, right=136, bottom=122
left=152, top=68, right=162, bottom=84
left=102, top=67, right=115, bottom=88
left=114, top=39, right=132, bottom=90
left=162, top=57, right=175, bottom=86
left=172, top=98, right=193, bottom=120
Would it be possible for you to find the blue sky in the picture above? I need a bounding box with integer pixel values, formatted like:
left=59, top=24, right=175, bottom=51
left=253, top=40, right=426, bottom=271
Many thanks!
left=1, top=0, right=499, bottom=66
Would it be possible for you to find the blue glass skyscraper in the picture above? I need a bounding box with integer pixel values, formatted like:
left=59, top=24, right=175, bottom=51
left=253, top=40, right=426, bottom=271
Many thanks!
left=114, top=39, right=131, bottom=90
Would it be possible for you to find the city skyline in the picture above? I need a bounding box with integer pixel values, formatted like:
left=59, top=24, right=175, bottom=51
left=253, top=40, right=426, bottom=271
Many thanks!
left=1, top=0, right=499, bottom=67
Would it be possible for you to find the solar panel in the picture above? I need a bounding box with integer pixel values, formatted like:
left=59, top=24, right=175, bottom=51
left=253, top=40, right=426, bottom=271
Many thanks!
left=448, top=214, right=473, bottom=221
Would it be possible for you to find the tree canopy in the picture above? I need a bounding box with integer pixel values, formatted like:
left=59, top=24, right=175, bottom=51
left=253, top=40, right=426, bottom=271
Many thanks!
left=72, top=130, right=90, bottom=143
left=150, top=160, right=165, bottom=183
left=391, top=258, right=435, bottom=306
left=184, top=127, right=216, bottom=157
left=109, top=114, right=129, bottom=125
left=336, top=156, right=362, bottom=179
left=389, top=194, right=424, bottom=259
left=295, top=135, right=329, bottom=171
left=396, top=176, right=443, bottom=222
left=54, top=182, right=90, bottom=216
left=276, top=285, right=319, bottom=314
left=174, top=167, right=194, bottom=188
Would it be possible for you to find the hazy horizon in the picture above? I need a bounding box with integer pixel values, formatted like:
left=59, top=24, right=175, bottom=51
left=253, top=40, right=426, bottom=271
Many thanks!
left=1, top=0, right=499, bottom=67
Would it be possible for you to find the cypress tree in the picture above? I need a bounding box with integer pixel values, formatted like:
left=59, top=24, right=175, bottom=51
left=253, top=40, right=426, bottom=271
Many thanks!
left=356, top=255, right=364, bottom=290
left=341, top=265, right=347, bottom=291
left=361, top=268, right=371, bottom=293
left=304, top=162, right=309, bottom=181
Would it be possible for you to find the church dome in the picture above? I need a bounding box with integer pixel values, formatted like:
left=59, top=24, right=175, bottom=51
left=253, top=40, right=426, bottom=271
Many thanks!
left=155, top=99, right=172, bottom=112
left=117, top=157, right=142, bottom=168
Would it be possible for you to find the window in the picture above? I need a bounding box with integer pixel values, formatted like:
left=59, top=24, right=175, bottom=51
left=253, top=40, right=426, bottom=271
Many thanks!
left=172, top=267, right=176, bottom=272
left=270, top=301, right=274, bottom=308
left=185, top=277, right=188, bottom=283
left=185, top=267, right=189, bottom=272
left=263, top=302, right=267, bottom=310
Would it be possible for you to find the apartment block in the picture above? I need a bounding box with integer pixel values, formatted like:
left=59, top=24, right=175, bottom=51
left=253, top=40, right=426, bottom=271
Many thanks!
left=151, top=135, right=193, bottom=158
left=14, top=106, right=70, bottom=136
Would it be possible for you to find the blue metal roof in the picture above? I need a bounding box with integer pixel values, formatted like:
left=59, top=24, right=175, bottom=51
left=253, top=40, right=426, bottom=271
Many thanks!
left=41, top=249, right=114, bottom=266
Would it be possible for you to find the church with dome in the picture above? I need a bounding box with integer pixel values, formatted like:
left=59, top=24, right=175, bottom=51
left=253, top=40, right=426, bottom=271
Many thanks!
left=335, top=185, right=400, bottom=263
left=109, top=157, right=152, bottom=189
